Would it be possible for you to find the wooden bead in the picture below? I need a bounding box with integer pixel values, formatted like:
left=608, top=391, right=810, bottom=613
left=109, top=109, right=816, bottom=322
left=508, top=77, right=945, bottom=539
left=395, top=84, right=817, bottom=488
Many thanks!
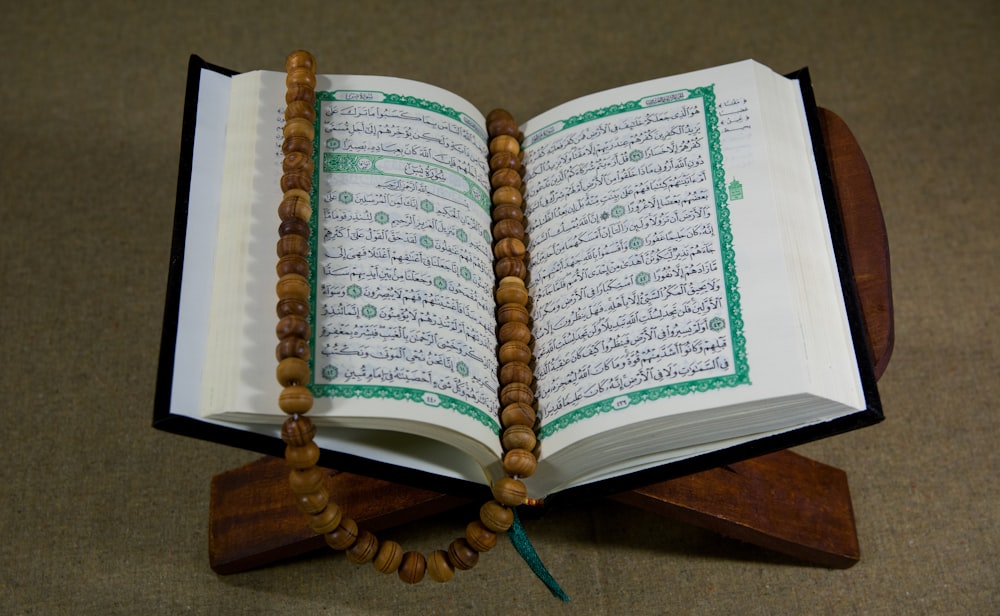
left=489, top=134, right=520, bottom=156
left=485, top=108, right=514, bottom=125
left=479, top=500, right=514, bottom=532
left=346, top=530, right=379, bottom=564
left=276, top=254, right=309, bottom=278
left=275, top=337, right=310, bottom=361
left=276, top=356, right=310, bottom=387
left=489, top=150, right=521, bottom=172
left=283, top=117, right=315, bottom=141
left=308, top=501, right=343, bottom=534
left=288, top=466, right=325, bottom=494
left=276, top=315, right=310, bottom=340
left=397, top=551, right=426, bottom=584
left=487, top=116, right=519, bottom=139
left=491, top=202, right=523, bottom=223
left=285, top=85, right=316, bottom=105
left=282, top=150, right=314, bottom=174
left=295, top=489, right=329, bottom=515
left=285, top=50, right=316, bottom=72
left=495, top=256, right=527, bottom=280
left=493, top=237, right=526, bottom=260
left=276, top=233, right=309, bottom=258
left=279, top=217, right=311, bottom=238
left=286, top=67, right=317, bottom=90
left=280, top=171, right=313, bottom=193
left=447, top=538, right=479, bottom=570
left=503, top=448, right=538, bottom=478
left=501, top=424, right=537, bottom=452
left=284, top=441, right=320, bottom=469
left=497, top=303, right=530, bottom=325
left=277, top=297, right=309, bottom=319
left=465, top=520, right=498, bottom=553
left=498, top=340, right=532, bottom=365
left=284, top=99, right=316, bottom=123
left=278, top=196, right=313, bottom=223
left=281, top=415, right=316, bottom=446
left=499, top=383, right=534, bottom=407
left=492, top=218, right=525, bottom=242
left=491, top=185, right=523, bottom=208
left=276, top=273, right=310, bottom=301
left=279, top=385, right=313, bottom=414
left=282, top=135, right=312, bottom=155
left=495, top=277, right=529, bottom=305
left=490, top=167, right=522, bottom=191
left=373, top=540, right=404, bottom=574
left=500, top=402, right=536, bottom=428
left=492, top=477, right=527, bottom=506
left=426, top=550, right=454, bottom=582
left=499, top=362, right=532, bottom=386
left=325, top=517, right=359, bottom=550
left=498, top=321, right=531, bottom=345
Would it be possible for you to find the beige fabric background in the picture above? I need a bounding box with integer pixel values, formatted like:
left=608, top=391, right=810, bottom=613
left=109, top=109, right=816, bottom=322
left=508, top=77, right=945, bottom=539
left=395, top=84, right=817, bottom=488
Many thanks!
left=1, top=1, right=997, bottom=614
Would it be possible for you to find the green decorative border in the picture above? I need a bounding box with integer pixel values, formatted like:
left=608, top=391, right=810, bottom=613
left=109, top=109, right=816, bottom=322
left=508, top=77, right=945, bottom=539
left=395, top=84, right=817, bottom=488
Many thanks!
left=536, top=85, right=750, bottom=438
left=315, top=90, right=488, bottom=142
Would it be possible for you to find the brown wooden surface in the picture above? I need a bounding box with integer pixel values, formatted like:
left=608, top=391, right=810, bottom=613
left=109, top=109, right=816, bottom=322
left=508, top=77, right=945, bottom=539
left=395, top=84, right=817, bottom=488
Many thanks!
left=209, top=108, right=893, bottom=574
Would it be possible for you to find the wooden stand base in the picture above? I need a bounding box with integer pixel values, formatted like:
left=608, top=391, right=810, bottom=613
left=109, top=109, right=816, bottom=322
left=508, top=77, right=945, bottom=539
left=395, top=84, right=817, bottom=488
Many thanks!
left=208, top=109, right=893, bottom=575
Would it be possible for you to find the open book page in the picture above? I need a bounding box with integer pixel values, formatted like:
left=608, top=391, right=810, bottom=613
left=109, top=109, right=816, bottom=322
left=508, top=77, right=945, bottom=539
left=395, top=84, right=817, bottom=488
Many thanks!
left=201, top=71, right=503, bottom=473
left=520, top=60, right=862, bottom=471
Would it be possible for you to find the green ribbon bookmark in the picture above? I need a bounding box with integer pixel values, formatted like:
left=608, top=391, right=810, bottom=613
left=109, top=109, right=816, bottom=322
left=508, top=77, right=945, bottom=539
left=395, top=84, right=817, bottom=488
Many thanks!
left=508, top=508, right=570, bottom=601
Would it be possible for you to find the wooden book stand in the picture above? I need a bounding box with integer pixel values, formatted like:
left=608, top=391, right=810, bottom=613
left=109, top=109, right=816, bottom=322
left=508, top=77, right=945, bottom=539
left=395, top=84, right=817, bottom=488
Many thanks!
left=208, top=109, right=893, bottom=575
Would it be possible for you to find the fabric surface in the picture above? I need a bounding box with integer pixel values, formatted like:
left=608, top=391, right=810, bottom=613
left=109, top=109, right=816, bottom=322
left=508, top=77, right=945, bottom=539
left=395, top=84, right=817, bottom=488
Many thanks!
left=0, top=1, right=996, bottom=613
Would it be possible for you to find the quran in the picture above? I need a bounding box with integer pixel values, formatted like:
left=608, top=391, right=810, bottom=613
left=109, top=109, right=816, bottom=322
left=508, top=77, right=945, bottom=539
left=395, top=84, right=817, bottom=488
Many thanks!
left=154, top=56, right=882, bottom=503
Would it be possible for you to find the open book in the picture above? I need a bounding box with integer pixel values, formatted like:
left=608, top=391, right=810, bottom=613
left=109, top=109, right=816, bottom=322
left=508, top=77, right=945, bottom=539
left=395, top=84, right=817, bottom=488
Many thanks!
left=154, top=56, right=881, bottom=503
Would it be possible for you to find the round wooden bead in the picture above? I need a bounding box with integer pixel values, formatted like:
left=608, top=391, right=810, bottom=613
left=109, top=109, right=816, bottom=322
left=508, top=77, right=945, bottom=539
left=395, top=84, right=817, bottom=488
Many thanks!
left=373, top=540, right=404, bottom=574
left=465, top=520, right=498, bottom=553
left=495, top=277, right=529, bottom=305
left=295, top=489, right=329, bottom=515
left=284, top=99, right=316, bottom=123
left=491, top=185, right=523, bottom=208
left=280, top=171, right=313, bottom=193
left=276, top=254, right=309, bottom=278
left=426, top=550, right=454, bottom=582
left=279, top=385, right=313, bottom=414
left=285, top=85, right=316, bottom=105
left=495, top=256, right=527, bottom=280
left=279, top=190, right=313, bottom=222
left=500, top=402, right=536, bottom=428
left=486, top=108, right=514, bottom=125
left=288, top=466, right=325, bottom=494
left=499, top=383, right=534, bottom=407
left=275, top=337, right=310, bottom=361
left=493, top=477, right=527, bottom=506
left=285, top=50, right=316, bottom=72
left=276, top=315, right=310, bottom=340
left=492, top=218, right=525, bottom=242
left=283, top=117, right=315, bottom=141
left=496, top=303, right=530, bottom=325
left=479, top=500, right=514, bottom=532
left=325, top=517, right=359, bottom=550
left=498, top=321, right=531, bottom=345
left=277, top=356, right=310, bottom=387
left=489, top=150, right=521, bottom=172
left=490, top=167, right=522, bottom=191
left=308, top=501, right=343, bottom=534
left=276, top=273, right=310, bottom=301
left=397, top=551, right=426, bottom=584
left=276, top=234, right=309, bottom=258
left=498, top=340, right=532, bottom=365
left=277, top=297, right=309, bottom=319
left=489, top=134, right=520, bottom=156
left=281, top=415, right=316, bottom=446
left=501, top=424, right=537, bottom=452
left=493, top=237, right=526, bottom=260
left=503, top=448, right=538, bottom=478
left=282, top=135, right=313, bottom=155
left=491, top=202, right=523, bottom=222
left=284, top=441, right=320, bottom=469
left=282, top=150, right=315, bottom=174
left=279, top=217, right=311, bottom=239
left=487, top=116, right=519, bottom=139
left=346, top=529, right=379, bottom=564
left=286, top=67, right=317, bottom=90
left=499, top=362, right=532, bottom=386
left=447, top=538, right=479, bottom=570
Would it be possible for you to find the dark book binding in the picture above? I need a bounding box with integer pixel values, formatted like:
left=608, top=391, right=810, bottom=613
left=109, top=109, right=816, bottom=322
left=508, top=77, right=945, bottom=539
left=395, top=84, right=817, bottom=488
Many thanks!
left=153, top=56, right=882, bottom=506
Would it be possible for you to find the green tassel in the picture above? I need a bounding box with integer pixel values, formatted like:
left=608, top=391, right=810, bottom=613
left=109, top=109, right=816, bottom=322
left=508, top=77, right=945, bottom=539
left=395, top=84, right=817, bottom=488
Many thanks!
left=508, top=508, right=570, bottom=601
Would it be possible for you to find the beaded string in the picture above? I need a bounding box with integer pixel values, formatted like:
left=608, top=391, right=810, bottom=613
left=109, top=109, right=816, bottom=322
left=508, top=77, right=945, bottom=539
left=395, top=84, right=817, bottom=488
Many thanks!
left=274, top=50, right=550, bottom=587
